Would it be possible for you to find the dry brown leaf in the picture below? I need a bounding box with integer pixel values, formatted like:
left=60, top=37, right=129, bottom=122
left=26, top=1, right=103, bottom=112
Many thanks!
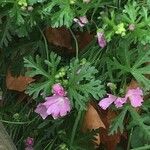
left=127, top=80, right=139, bottom=90
left=45, top=27, right=94, bottom=55
left=77, top=32, right=94, bottom=50
left=82, top=102, right=121, bottom=150
left=99, top=110, right=121, bottom=150
left=6, top=72, right=35, bottom=92
left=45, top=27, right=72, bottom=50
left=82, top=103, right=106, bottom=145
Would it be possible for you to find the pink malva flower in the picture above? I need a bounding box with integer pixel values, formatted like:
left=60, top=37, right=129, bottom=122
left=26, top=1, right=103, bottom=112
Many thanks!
left=98, top=94, right=126, bottom=110
left=97, top=31, right=106, bottom=48
left=52, top=83, right=66, bottom=96
left=35, top=95, right=71, bottom=119
left=83, top=0, right=91, bottom=3
left=25, top=137, right=34, bottom=150
left=25, top=137, right=34, bottom=147
left=99, top=87, right=143, bottom=110
left=74, top=16, right=88, bottom=27
left=126, top=87, right=143, bottom=107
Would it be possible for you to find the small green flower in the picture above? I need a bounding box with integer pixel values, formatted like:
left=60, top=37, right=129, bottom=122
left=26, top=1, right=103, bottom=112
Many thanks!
left=107, top=82, right=117, bottom=92
left=55, top=74, right=60, bottom=79
left=63, top=80, right=68, bottom=85
left=59, top=143, right=68, bottom=150
left=18, top=0, right=27, bottom=7
left=80, top=58, right=87, bottom=65
left=115, top=23, right=126, bottom=36
left=70, top=0, right=76, bottom=4
left=13, top=113, right=20, bottom=121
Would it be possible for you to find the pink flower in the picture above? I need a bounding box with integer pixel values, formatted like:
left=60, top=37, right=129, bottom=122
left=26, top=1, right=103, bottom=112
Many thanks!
left=97, top=31, right=106, bottom=48
left=25, top=137, right=34, bottom=150
left=74, top=16, right=88, bottom=27
left=25, top=137, right=34, bottom=147
left=35, top=95, right=71, bottom=119
left=52, top=83, right=66, bottom=96
left=114, top=97, right=126, bottom=108
left=98, top=94, right=117, bottom=110
left=98, top=94, right=126, bottom=110
left=83, top=0, right=91, bottom=3
left=125, top=87, right=143, bottom=107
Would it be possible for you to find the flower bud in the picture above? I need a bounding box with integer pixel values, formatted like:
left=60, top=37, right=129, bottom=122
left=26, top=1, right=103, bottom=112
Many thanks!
left=128, top=24, right=135, bottom=31
left=28, top=6, right=33, bottom=12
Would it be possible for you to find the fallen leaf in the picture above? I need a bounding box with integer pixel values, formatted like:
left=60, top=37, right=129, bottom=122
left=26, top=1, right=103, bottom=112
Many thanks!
left=45, top=27, right=72, bottom=50
left=82, top=102, right=121, bottom=150
left=6, top=71, right=35, bottom=92
left=127, top=80, right=139, bottom=90
left=82, top=102, right=106, bottom=145
left=45, top=27, right=94, bottom=56
left=77, top=32, right=94, bottom=50
left=99, top=109, right=121, bottom=150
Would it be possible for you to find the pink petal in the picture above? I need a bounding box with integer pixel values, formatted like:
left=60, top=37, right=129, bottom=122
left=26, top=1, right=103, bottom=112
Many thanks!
left=35, top=103, right=48, bottom=119
left=98, top=94, right=117, bottom=110
left=52, top=83, right=66, bottom=96
left=97, top=32, right=106, bottom=48
left=114, top=97, right=126, bottom=108
left=129, top=95, right=143, bottom=107
left=74, top=16, right=88, bottom=27
left=126, top=87, right=144, bottom=107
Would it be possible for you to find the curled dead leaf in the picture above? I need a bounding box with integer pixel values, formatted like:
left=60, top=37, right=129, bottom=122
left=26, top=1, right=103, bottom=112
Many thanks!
left=45, top=27, right=72, bottom=50
left=6, top=72, right=35, bottom=92
left=82, top=103, right=106, bottom=145
left=82, top=102, right=121, bottom=150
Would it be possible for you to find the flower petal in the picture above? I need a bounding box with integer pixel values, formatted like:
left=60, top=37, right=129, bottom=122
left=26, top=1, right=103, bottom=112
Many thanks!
left=98, top=94, right=117, bottom=110
left=126, top=87, right=144, bottom=107
left=35, top=103, right=48, bottom=119
left=114, top=97, right=126, bottom=108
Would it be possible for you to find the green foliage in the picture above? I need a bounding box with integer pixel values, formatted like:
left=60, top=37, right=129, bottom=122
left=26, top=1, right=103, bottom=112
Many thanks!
left=43, top=0, right=74, bottom=28
left=128, top=106, right=150, bottom=141
left=67, top=59, right=105, bottom=110
left=109, top=106, right=128, bottom=135
left=24, top=52, right=61, bottom=98
left=1, top=0, right=150, bottom=149
left=0, top=20, right=12, bottom=47
left=24, top=52, right=105, bottom=110
left=109, top=103, right=150, bottom=145
left=107, top=41, right=150, bottom=90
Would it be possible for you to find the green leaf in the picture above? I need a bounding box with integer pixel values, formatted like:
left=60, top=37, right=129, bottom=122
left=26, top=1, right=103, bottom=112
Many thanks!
left=128, top=106, right=150, bottom=140
left=67, top=59, right=105, bottom=110
left=0, top=20, right=12, bottom=47
left=24, top=56, right=49, bottom=78
left=24, top=52, right=61, bottom=98
left=109, top=106, right=128, bottom=135
left=25, top=80, right=52, bottom=99
left=107, top=42, right=150, bottom=90
left=42, top=0, right=74, bottom=27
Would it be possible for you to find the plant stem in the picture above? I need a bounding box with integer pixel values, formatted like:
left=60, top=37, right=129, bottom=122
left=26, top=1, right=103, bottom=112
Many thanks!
left=38, top=26, right=49, bottom=60
left=127, top=128, right=133, bottom=150
left=70, top=110, right=82, bottom=147
left=130, top=145, right=150, bottom=150
left=69, top=28, right=79, bottom=59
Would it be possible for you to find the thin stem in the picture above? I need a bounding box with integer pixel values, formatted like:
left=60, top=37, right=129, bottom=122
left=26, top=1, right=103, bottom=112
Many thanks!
left=130, top=145, right=150, bottom=150
left=0, top=116, right=38, bottom=125
left=69, top=28, right=79, bottom=59
left=38, top=26, right=49, bottom=60
left=70, top=110, right=82, bottom=147
left=127, top=128, right=133, bottom=150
